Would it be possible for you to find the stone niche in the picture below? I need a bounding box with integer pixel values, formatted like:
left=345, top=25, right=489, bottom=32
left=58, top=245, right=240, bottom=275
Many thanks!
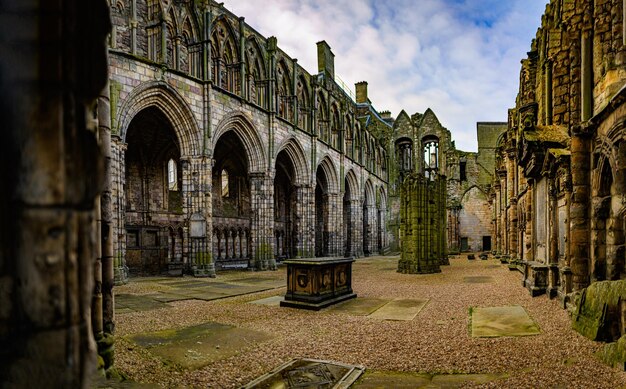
left=280, top=257, right=356, bottom=310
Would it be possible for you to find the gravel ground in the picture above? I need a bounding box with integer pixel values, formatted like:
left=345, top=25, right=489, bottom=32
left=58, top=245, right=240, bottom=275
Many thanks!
left=113, top=255, right=626, bottom=388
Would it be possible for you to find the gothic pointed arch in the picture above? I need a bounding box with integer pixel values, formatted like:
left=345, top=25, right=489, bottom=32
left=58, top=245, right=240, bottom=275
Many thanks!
left=165, top=7, right=177, bottom=68
left=344, top=169, right=359, bottom=202
left=117, top=81, right=201, bottom=157
left=276, top=59, right=293, bottom=121
left=317, top=156, right=340, bottom=194
left=212, top=112, right=266, bottom=173
left=316, top=92, right=329, bottom=141
left=364, top=179, right=375, bottom=206
left=211, top=16, right=240, bottom=92
left=275, top=137, right=309, bottom=185
left=329, top=102, right=340, bottom=149
left=245, top=36, right=266, bottom=107
left=146, top=0, right=164, bottom=62
left=296, top=75, right=310, bottom=131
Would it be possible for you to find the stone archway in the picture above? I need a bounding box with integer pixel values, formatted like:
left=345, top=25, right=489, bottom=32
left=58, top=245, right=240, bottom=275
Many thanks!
left=315, top=157, right=340, bottom=257
left=212, top=130, right=252, bottom=270
left=591, top=156, right=623, bottom=280
left=343, top=170, right=360, bottom=257
left=363, top=179, right=375, bottom=256
left=124, top=106, right=183, bottom=276
left=459, top=186, right=491, bottom=252
left=274, top=138, right=310, bottom=260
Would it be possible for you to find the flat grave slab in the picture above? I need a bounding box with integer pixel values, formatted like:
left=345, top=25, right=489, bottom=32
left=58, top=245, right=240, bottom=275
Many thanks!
left=242, top=358, right=364, bottom=389
left=249, top=295, right=283, bottom=306
left=327, top=298, right=391, bottom=316
left=368, top=299, right=429, bottom=321
left=115, top=294, right=169, bottom=313
left=129, top=322, right=272, bottom=370
left=471, top=305, right=541, bottom=337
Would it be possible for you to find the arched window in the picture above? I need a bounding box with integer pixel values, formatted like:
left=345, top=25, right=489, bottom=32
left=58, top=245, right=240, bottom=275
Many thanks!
left=423, top=137, right=439, bottom=180
left=221, top=169, right=229, bottom=198
left=168, top=158, right=177, bottom=190
left=146, top=0, right=163, bottom=62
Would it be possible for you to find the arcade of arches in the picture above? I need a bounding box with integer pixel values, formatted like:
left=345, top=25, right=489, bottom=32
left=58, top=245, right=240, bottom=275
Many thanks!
left=105, top=0, right=501, bottom=283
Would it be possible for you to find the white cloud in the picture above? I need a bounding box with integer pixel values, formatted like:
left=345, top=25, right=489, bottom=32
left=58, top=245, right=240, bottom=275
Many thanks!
left=222, top=0, right=548, bottom=151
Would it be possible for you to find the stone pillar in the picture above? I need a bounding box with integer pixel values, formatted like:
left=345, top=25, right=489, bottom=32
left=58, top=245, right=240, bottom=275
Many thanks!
left=250, top=173, right=276, bottom=270
left=187, top=156, right=215, bottom=277
left=0, top=0, right=110, bottom=386
left=97, top=82, right=116, bottom=368
left=507, top=152, right=518, bottom=258
left=570, top=125, right=592, bottom=290
left=351, top=199, right=362, bottom=257
left=111, top=138, right=128, bottom=284
left=327, top=192, right=342, bottom=256
left=525, top=179, right=535, bottom=262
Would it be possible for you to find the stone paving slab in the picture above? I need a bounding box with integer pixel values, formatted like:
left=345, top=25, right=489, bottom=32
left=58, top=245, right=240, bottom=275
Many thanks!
left=368, top=299, right=429, bottom=321
left=327, top=297, right=391, bottom=316
left=129, top=322, right=273, bottom=370
left=146, top=293, right=194, bottom=303
left=242, top=358, right=364, bottom=389
left=249, top=295, right=284, bottom=306
left=353, top=371, right=508, bottom=388
left=471, top=305, right=541, bottom=337
left=115, top=294, right=169, bottom=313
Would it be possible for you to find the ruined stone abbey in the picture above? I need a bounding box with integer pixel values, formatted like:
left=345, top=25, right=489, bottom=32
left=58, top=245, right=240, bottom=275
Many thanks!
left=106, top=0, right=502, bottom=281
left=9, top=0, right=626, bottom=386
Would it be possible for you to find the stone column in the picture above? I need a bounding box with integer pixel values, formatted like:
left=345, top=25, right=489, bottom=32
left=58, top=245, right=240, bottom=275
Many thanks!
left=350, top=199, right=362, bottom=257
left=111, top=138, right=128, bottom=284
left=0, top=0, right=110, bottom=386
left=327, top=192, right=342, bottom=256
left=187, top=156, right=215, bottom=277
left=525, top=179, right=535, bottom=262
left=250, top=173, right=276, bottom=270
left=507, top=152, right=518, bottom=258
left=97, top=82, right=116, bottom=367
left=570, top=125, right=592, bottom=290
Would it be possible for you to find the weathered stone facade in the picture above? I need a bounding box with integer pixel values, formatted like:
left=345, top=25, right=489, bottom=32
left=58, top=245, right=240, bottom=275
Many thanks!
left=108, top=1, right=399, bottom=278
left=494, top=0, right=626, bottom=307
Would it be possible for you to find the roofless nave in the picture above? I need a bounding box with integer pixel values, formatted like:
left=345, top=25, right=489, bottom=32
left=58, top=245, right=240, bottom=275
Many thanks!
left=4, top=0, right=626, bottom=387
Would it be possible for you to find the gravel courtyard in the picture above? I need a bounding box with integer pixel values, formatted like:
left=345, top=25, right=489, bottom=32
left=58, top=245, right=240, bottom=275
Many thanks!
left=113, top=255, right=626, bottom=388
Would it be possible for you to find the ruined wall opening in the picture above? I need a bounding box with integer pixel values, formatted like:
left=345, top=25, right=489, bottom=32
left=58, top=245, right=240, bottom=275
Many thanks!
left=363, top=181, right=375, bottom=256
left=343, top=177, right=352, bottom=257
left=212, top=131, right=252, bottom=269
left=274, top=150, right=298, bottom=261
left=315, top=165, right=330, bottom=257
left=125, top=106, right=182, bottom=276
left=459, top=187, right=491, bottom=252
left=423, top=135, right=439, bottom=179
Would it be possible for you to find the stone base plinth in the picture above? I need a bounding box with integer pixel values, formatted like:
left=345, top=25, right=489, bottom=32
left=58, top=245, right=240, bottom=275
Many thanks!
left=193, top=264, right=216, bottom=278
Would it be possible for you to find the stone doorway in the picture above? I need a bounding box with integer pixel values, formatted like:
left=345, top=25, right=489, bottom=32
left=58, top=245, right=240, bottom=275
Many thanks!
left=483, top=236, right=492, bottom=251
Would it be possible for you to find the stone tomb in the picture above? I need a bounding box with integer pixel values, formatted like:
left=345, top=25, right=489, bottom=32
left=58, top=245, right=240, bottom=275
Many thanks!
left=281, top=257, right=356, bottom=310
left=243, top=358, right=364, bottom=389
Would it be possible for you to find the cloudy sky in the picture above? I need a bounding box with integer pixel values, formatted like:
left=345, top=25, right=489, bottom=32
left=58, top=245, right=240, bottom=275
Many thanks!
left=222, top=0, right=549, bottom=151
